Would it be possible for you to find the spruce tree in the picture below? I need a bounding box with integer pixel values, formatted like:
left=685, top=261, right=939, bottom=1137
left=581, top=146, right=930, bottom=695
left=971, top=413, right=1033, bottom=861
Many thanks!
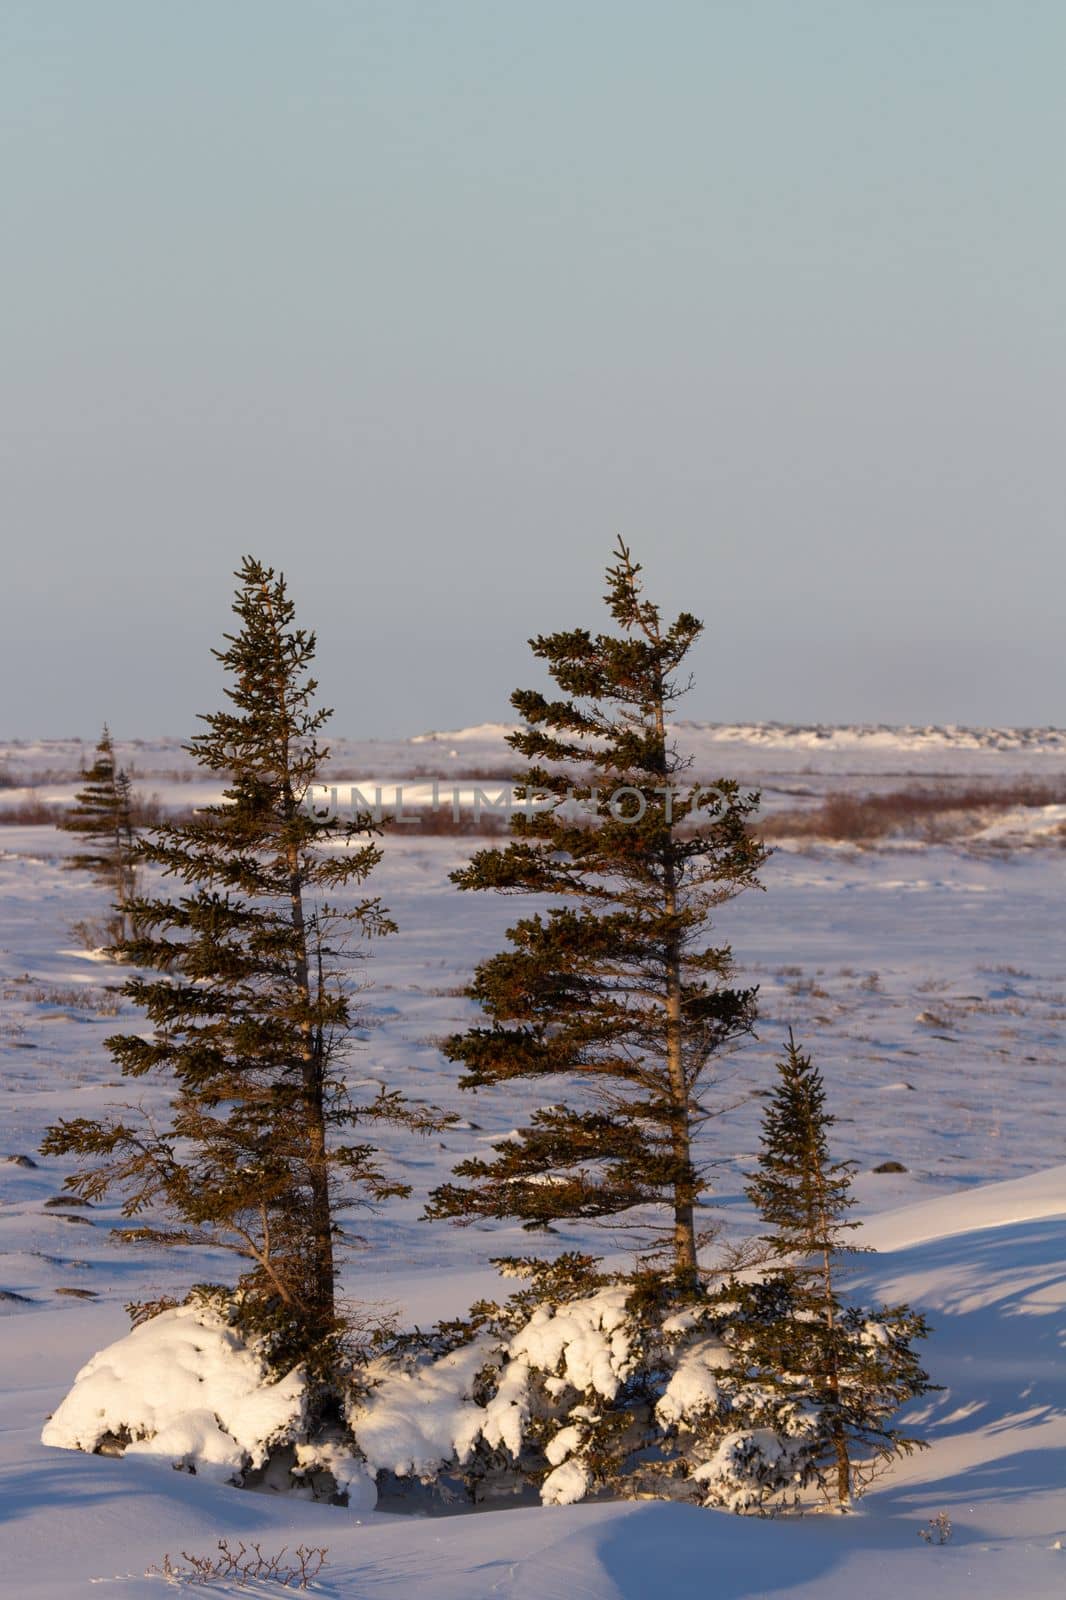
left=44, top=558, right=440, bottom=1382
left=744, top=1033, right=931, bottom=1506
left=428, top=542, right=766, bottom=1288
left=60, top=725, right=137, bottom=945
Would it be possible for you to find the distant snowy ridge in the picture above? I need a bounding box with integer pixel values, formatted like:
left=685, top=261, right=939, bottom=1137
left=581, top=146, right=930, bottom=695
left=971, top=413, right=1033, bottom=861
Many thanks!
left=411, top=721, right=1066, bottom=755
left=410, top=722, right=518, bottom=745
left=6, top=721, right=1066, bottom=805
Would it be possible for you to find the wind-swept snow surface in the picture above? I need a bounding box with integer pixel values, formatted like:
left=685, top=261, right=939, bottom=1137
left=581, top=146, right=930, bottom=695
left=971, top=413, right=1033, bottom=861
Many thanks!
left=3, top=1170, right=1062, bottom=1597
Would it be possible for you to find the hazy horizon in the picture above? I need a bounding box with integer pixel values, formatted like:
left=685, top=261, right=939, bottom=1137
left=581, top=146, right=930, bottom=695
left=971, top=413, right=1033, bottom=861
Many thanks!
left=3, top=2, right=1064, bottom=738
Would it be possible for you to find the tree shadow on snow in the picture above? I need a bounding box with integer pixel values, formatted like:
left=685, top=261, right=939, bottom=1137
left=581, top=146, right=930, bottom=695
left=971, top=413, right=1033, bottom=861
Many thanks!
left=0, top=1446, right=296, bottom=1534
left=851, top=1218, right=1065, bottom=1508
left=593, top=1504, right=837, bottom=1600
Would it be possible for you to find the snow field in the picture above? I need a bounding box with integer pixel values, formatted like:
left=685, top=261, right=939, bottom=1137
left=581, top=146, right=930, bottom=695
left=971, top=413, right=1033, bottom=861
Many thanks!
left=1, top=725, right=1064, bottom=1595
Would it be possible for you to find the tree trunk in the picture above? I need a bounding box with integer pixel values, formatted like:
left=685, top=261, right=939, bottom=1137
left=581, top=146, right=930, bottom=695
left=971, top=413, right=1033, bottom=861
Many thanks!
left=655, top=685, right=697, bottom=1289
left=287, top=845, right=336, bottom=1335
left=832, top=1421, right=851, bottom=1508
left=819, top=1240, right=849, bottom=1506
left=664, top=922, right=697, bottom=1289
left=265, top=574, right=336, bottom=1341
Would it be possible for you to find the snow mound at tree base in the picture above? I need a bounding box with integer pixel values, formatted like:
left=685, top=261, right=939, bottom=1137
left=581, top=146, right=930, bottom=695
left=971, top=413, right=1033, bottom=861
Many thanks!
left=40, top=1302, right=377, bottom=1509
left=348, top=1273, right=913, bottom=1513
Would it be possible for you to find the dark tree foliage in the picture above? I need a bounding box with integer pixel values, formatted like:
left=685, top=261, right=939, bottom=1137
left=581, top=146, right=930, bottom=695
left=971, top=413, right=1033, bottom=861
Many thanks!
left=428, top=542, right=767, bottom=1287
left=747, top=1031, right=861, bottom=1262
left=743, top=1033, right=932, bottom=1505
left=59, top=725, right=137, bottom=945
left=44, top=559, right=443, bottom=1381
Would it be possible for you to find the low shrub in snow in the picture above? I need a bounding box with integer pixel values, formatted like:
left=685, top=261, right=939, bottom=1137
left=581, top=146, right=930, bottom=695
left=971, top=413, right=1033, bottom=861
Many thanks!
left=918, top=1511, right=953, bottom=1545
left=149, top=1541, right=328, bottom=1588
left=347, top=1256, right=927, bottom=1513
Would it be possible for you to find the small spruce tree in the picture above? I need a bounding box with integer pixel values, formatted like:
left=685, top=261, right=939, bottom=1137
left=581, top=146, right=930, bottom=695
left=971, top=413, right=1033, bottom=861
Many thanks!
left=428, top=542, right=767, bottom=1288
left=60, top=726, right=138, bottom=945
left=743, top=1032, right=932, bottom=1506
left=44, top=558, right=442, bottom=1386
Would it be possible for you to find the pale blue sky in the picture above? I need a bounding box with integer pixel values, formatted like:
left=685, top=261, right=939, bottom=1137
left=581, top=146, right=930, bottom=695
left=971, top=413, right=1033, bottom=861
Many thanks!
left=2, top=2, right=1063, bottom=737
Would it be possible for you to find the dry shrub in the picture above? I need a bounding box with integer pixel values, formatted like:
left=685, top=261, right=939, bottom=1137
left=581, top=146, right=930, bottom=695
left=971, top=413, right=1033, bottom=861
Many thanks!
left=149, top=1541, right=327, bottom=1588
left=324, top=763, right=519, bottom=783
left=758, top=779, right=1066, bottom=844
left=0, top=798, right=68, bottom=825
left=391, top=805, right=510, bottom=836
left=128, top=791, right=169, bottom=827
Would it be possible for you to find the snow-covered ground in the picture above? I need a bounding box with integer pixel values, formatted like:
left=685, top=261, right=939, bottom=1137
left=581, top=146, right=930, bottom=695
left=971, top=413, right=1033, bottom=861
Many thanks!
left=1, top=724, right=1064, bottom=1595
left=3, top=1173, right=1063, bottom=1597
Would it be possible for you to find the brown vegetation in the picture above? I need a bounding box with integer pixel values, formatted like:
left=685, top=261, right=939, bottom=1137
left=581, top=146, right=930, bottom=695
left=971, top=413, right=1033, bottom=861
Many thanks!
left=757, top=780, right=1066, bottom=843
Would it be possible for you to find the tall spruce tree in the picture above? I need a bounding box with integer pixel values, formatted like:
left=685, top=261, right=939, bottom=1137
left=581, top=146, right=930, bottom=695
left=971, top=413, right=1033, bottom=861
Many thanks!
left=744, top=1033, right=931, bottom=1506
left=44, top=558, right=440, bottom=1381
left=60, top=726, right=138, bottom=944
left=428, top=542, right=766, bottom=1288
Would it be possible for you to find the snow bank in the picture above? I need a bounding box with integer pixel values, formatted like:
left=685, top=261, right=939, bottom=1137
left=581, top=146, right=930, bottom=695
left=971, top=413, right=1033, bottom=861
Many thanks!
left=860, top=1163, right=1066, bottom=1253
left=41, top=1304, right=307, bottom=1486
left=970, top=803, right=1066, bottom=847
